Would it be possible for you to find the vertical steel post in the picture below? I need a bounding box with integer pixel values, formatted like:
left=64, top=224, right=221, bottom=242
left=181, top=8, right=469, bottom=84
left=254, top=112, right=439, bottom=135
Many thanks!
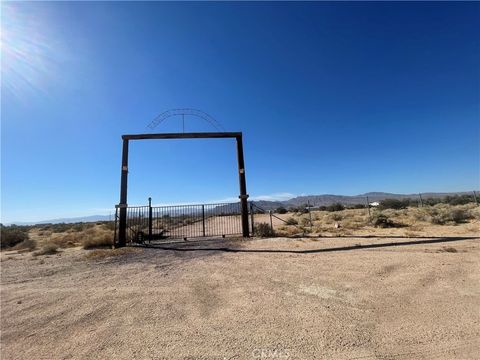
left=202, top=205, right=206, bottom=237
left=473, top=191, right=478, bottom=206
left=118, top=139, right=129, bottom=247
left=418, top=193, right=423, bottom=207
left=269, top=210, right=273, bottom=232
left=148, top=197, right=153, bottom=240
left=366, top=196, right=371, bottom=217
left=236, top=134, right=250, bottom=237
left=113, top=207, right=118, bottom=248
left=308, top=200, right=313, bottom=227
left=250, top=203, right=255, bottom=236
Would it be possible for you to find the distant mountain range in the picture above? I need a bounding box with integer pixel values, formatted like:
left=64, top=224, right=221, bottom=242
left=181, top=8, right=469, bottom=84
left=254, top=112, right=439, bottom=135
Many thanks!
left=251, top=191, right=478, bottom=210
left=6, top=215, right=112, bottom=226
left=5, top=191, right=477, bottom=225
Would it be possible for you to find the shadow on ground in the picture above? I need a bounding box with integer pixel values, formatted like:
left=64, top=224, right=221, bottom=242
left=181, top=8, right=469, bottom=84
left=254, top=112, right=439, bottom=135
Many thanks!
left=140, top=236, right=479, bottom=255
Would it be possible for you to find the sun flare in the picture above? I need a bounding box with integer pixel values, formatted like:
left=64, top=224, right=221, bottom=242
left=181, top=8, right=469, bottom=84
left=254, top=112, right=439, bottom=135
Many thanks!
left=1, top=3, right=59, bottom=98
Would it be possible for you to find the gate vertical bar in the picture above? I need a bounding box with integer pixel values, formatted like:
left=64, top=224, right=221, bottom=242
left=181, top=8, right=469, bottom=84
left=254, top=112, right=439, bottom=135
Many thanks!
left=236, top=134, right=250, bottom=237
left=118, top=138, right=129, bottom=247
left=202, top=205, right=206, bottom=237
left=148, top=197, right=153, bottom=240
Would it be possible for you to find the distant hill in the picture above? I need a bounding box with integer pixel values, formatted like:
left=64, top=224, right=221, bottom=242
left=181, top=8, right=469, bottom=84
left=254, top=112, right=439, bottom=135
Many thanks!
left=252, top=191, right=478, bottom=210
left=7, top=215, right=111, bottom=226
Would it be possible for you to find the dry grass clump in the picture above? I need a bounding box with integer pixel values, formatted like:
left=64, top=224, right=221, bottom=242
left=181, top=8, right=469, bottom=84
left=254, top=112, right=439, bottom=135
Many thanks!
left=12, top=239, right=37, bottom=251
left=328, top=213, right=343, bottom=222
left=370, top=212, right=399, bottom=228
left=341, top=219, right=364, bottom=230
left=285, top=217, right=298, bottom=226
left=37, top=230, right=52, bottom=237
left=254, top=223, right=275, bottom=237
left=439, top=247, right=458, bottom=253
left=276, top=226, right=302, bottom=237
left=34, top=244, right=59, bottom=256
left=49, top=233, right=83, bottom=248
left=413, top=204, right=475, bottom=225
left=310, top=209, right=368, bottom=231
left=84, top=247, right=140, bottom=260
left=82, top=229, right=113, bottom=249
left=273, top=204, right=478, bottom=237
left=36, top=225, right=114, bottom=250
left=299, top=217, right=312, bottom=227
left=102, top=222, right=116, bottom=231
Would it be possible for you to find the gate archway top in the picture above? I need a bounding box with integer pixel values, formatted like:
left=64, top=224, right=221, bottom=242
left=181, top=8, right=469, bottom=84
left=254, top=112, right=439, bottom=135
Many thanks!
left=122, top=132, right=242, bottom=141
left=147, top=108, right=225, bottom=132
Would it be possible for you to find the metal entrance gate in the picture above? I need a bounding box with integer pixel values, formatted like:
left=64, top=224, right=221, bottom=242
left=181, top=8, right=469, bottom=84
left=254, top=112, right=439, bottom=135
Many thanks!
left=115, top=202, right=243, bottom=245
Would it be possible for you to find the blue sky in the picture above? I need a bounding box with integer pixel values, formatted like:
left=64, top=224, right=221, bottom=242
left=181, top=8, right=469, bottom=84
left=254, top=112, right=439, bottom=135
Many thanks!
left=1, top=2, right=479, bottom=223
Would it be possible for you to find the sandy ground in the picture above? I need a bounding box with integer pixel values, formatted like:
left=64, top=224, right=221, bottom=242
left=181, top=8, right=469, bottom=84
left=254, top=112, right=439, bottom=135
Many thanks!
left=1, top=235, right=479, bottom=360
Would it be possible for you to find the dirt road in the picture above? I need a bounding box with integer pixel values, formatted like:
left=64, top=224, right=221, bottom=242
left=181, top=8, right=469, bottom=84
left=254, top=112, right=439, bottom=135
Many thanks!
left=1, top=235, right=479, bottom=359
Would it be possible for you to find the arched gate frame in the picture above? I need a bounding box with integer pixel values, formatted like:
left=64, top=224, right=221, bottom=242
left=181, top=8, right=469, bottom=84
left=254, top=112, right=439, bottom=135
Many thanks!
left=116, top=132, right=249, bottom=247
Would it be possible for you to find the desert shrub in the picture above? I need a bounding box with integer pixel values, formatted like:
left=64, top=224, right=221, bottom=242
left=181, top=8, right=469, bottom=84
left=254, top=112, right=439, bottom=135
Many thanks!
left=285, top=217, right=298, bottom=226
left=1, top=225, right=29, bottom=249
left=423, top=197, right=441, bottom=206
left=411, top=207, right=429, bottom=222
left=275, top=207, right=288, bottom=214
left=421, top=195, right=475, bottom=206
left=13, top=239, right=36, bottom=251
left=297, top=206, right=310, bottom=214
left=444, top=194, right=476, bottom=205
left=329, top=213, right=343, bottom=221
left=254, top=223, right=275, bottom=237
left=370, top=213, right=396, bottom=228
left=379, top=199, right=409, bottom=210
left=430, top=214, right=445, bottom=225
left=326, top=203, right=345, bottom=212
left=71, top=223, right=95, bottom=232
left=449, top=209, right=474, bottom=223
left=432, top=208, right=472, bottom=224
left=50, top=223, right=71, bottom=233
left=34, top=244, right=59, bottom=256
left=424, top=205, right=474, bottom=225
left=350, top=204, right=366, bottom=209
left=298, top=225, right=312, bottom=234
left=317, top=206, right=327, bottom=211
left=300, top=217, right=312, bottom=226
left=51, top=233, right=82, bottom=248
left=82, top=233, right=113, bottom=249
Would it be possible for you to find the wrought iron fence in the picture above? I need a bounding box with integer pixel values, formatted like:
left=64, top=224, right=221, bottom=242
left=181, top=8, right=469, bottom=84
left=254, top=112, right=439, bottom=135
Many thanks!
left=120, top=202, right=243, bottom=244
